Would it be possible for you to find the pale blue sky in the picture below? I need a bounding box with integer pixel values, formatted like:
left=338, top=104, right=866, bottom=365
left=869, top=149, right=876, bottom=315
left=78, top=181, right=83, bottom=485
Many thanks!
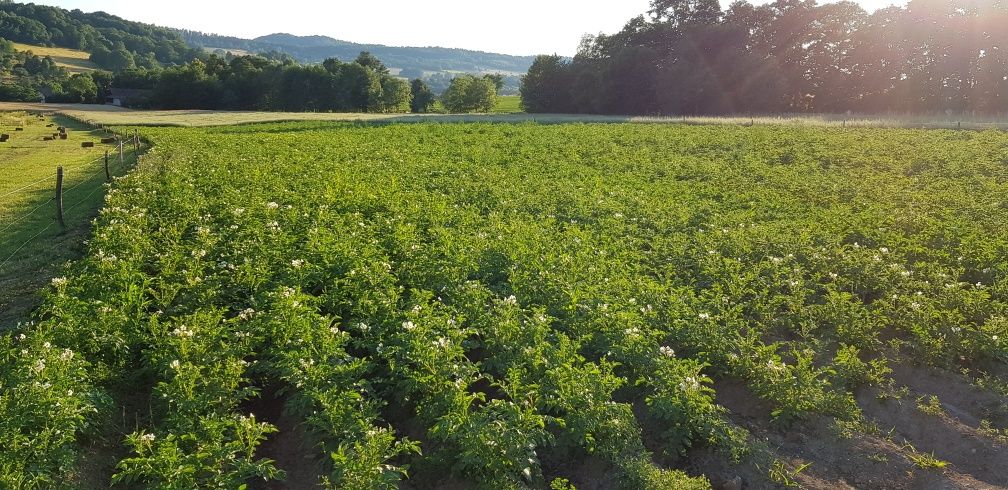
left=30, top=0, right=907, bottom=56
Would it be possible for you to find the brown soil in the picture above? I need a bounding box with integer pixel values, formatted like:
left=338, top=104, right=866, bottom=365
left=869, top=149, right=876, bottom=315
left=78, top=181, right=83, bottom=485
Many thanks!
left=244, top=389, right=325, bottom=490
left=71, top=380, right=155, bottom=489
left=684, top=367, right=1008, bottom=490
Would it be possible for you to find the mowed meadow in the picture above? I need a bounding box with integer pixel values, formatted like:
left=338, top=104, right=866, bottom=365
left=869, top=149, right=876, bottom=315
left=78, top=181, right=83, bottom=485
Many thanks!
left=9, top=42, right=98, bottom=74
left=0, top=111, right=139, bottom=328
left=3, top=121, right=1008, bottom=489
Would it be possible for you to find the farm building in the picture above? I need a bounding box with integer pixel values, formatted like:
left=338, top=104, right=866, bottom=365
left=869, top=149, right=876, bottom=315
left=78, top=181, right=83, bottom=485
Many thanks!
left=105, top=88, right=152, bottom=108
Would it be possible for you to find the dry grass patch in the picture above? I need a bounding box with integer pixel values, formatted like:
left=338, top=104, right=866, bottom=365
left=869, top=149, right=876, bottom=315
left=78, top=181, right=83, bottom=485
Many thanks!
left=11, top=42, right=98, bottom=74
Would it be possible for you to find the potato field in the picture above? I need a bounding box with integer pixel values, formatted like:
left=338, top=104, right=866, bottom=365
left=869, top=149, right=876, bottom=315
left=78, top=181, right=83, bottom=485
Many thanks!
left=3, top=121, right=1008, bottom=489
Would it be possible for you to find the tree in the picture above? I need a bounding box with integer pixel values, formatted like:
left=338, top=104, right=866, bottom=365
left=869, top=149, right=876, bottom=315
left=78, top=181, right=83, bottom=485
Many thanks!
left=354, top=51, right=389, bottom=74
left=649, top=0, right=722, bottom=26
left=601, top=45, right=659, bottom=114
left=62, top=72, right=97, bottom=102
left=152, top=58, right=221, bottom=109
left=410, top=78, right=435, bottom=113
left=484, top=73, right=505, bottom=92
left=107, top=46, right=135, bottom=71
left=520, top=55, right=572, bottom=113
left=0, top=81, right=40, bottom=101
left=339, top=62, right=382, bottom=111
left=442, top=75, right=496, bottom=113
left=378, top=76, right=411, bottom=113
left=321, top=57, right=346, bottom=74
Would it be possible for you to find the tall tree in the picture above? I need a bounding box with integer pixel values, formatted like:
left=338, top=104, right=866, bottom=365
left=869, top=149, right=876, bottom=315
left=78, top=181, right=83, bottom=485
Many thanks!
left=410, top=78, right=435, bottom=113
left=520, top=55, right=572, bottom=113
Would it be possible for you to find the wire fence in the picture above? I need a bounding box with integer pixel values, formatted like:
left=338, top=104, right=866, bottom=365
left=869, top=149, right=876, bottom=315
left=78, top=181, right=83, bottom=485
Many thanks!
left=0, top=144, right=115, bottom=202
left=0, top=221, right=57, bottom=273
left=0, top=193, right=57, bottom=237
left=0, top=172, right=57, bottom=202
left=1, top=154, right=105, bottom=230
left=0, top=127, right=146, bottom=273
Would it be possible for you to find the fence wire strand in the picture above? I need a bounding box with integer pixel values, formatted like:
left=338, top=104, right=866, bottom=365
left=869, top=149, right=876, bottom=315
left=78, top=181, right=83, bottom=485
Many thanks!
left=0, top=174, right=56, bottom=202
left=64, top=181, right=106, bottom=214
left=0, top=153, right=105, bottom=202
left=0, top=221, right=57, bottom=273
left=0, top=196, right=55, bottom=237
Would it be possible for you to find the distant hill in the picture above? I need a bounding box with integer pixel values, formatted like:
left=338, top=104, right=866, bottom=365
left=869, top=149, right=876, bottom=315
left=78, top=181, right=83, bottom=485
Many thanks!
left=0, top=1, right=533, bottom=93
left=178, top=31, right=536, bottom=77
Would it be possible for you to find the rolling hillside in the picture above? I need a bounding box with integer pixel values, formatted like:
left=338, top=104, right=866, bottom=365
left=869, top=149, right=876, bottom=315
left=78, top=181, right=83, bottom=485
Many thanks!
left=0, top=2, right=202, bottom=70
left=179, top=31, right=536, bottom=76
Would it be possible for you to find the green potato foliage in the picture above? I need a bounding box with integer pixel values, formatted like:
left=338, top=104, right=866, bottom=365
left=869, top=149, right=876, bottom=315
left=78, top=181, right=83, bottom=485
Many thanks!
left=3, top=122, right=1008, bottom=488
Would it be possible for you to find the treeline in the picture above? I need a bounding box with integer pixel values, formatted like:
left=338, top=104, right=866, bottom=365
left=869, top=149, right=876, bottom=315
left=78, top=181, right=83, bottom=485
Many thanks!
left=521, top=0, right=1008, bottom=115
left=179, top=30, right=526, bottom=95
left=1, top=41, right=501, bottom=114
left=147, top=52, right=411, bottom=112
left=0, top=2, right=200, bottom=70
left=113, top=52, right=499, bottom=113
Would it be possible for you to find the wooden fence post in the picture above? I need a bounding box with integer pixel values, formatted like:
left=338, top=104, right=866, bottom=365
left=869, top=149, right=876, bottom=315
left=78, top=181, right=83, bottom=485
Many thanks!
left=119, top=140, right=124, bottom=165
left=105, top=150, right=111, bottom=182
left=55, top=166, right=65, bottom=230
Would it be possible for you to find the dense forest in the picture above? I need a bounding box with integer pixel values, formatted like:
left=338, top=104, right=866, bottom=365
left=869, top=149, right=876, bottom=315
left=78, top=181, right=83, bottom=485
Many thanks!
left=0, top=2, right=201, bottom=70
left=142, top=52, right=414, bottom=112
left=521, top=0, right=1008, bottom=115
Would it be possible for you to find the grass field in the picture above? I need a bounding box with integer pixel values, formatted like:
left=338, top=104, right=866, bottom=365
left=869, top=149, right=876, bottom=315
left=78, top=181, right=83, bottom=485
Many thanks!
left=3, top=102, right=1007, bottom=130
left=10, top=42, right=98, bottom=74
left=0, top=111, right=136, bottom=330
left=3, top=120, right=1007, bottom=489
left=202, top=46, right=255, bottom=57
left=492, top=95, right=523, bottom=113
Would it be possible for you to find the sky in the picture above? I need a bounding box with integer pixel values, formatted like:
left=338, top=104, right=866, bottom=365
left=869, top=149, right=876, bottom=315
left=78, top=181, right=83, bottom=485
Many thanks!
left=32, top=0, right=907, bottom=56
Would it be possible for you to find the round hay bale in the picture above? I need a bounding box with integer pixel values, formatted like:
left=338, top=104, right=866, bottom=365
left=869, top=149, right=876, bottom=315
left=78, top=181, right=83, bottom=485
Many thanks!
left=59, top=133, right=68, bottom=140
